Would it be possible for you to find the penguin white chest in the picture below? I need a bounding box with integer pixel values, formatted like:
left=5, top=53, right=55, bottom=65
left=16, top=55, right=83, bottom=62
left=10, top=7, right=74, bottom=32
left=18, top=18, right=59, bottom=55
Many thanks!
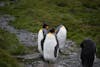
left=57, top=26, right=67, bottom=49
left=38, top=29, right=44, bottom=55
left=43, top=33, right=59, bottom=62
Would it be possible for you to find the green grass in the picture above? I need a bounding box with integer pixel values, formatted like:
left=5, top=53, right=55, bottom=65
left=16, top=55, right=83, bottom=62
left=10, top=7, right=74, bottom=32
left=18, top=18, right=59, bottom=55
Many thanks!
left=0, top=28, right=20, bottom=67
left=0, top=28, right=28, bottom=55
left=0, top=27, right=40, bottom=67
left=0, top=28, right=29, bottom=67
left=0, top=0, right=100, bottom=57
left=0, top=49, right=19, bottom=67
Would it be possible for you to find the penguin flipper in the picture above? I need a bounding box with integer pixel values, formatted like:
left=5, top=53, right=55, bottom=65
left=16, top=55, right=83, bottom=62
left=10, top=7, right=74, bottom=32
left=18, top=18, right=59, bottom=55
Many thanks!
left=54, top=44, right=59, bottom=57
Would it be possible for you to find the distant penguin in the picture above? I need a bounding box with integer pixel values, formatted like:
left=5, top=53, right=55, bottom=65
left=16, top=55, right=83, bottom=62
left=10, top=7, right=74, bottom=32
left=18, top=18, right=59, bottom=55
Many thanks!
left=38, top=23, right=49, bottom=55
left=80, top=39, right=96, bottom=67
left=43, top=28, right=59, bottom=62
left=56, top=25, right=67, bottom=49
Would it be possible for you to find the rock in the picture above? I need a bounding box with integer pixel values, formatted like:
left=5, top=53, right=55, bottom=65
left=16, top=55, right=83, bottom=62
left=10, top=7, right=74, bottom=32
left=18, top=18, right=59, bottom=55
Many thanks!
left=18, top=40, right=81, bottom=67
left=0, top=15, right=37, bottom=46
left=16, top=30, right=37, bottom=46
left=2, top=15, right=15, bottom=21
left=24, top=53, right=41, bottom=60
left=0, top=2, right=6, bottom=7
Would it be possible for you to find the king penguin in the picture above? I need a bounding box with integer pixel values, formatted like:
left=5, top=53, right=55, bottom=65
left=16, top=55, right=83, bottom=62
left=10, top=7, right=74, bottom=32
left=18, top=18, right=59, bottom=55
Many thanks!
left=56, top=25, right=67, bottom=49
left=43, top=28, right=59, bottom=62
left=38, top=23, right=49, bottom=55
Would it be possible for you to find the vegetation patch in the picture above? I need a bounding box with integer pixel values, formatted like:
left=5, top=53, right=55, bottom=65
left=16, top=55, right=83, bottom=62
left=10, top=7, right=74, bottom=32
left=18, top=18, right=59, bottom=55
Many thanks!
left=0, top=0, right=100, bottom=58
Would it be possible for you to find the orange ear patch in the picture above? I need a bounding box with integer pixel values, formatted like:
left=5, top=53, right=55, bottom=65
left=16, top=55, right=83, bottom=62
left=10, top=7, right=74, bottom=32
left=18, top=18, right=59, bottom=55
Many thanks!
left=39, top=29, right=43, bottom=32
left=61, top=26, right=65, bottom=29
left=47, top=33, right=53, bottom=37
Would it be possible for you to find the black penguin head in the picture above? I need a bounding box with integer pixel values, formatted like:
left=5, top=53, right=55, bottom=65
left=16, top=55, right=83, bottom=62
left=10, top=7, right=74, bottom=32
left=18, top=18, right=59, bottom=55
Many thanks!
left=49, top=28, right=55, bottom=33
left=80, top=38, right=96, bottom=48
left=43, top=23, right=49, bottom=29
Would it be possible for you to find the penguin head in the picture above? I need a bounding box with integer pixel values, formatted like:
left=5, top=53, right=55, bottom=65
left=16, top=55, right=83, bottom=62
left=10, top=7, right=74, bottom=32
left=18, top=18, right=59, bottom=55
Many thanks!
left=43, top=23, right=49, bottom=29
left=61, top=25, right=65, bottom=30
left=49, top=28, right=55, bottom=33
left=60, top=25, right=68, bottom=31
